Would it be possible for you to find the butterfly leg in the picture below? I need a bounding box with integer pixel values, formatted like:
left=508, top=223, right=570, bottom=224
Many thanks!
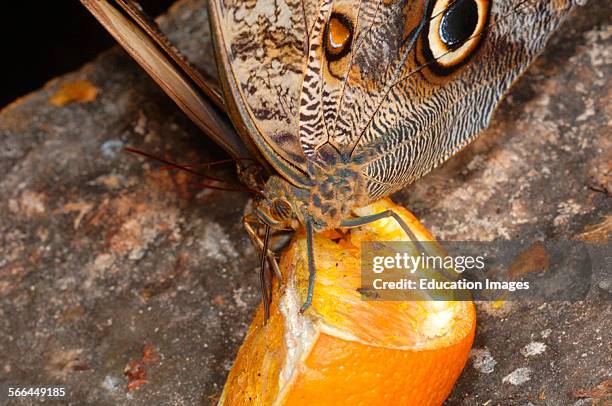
left=243, top=215, right=282, bottom=281
left=300, top=211, right=422, bottom=314
left=299, top=219, right=316, bottom=314
left=340, top=209, right=420, bottom=242
left=260, top=225, right=272, bottom=320
left=243, top=215, right=282, bottom=321
left=340, top=209, right=445, bottom=262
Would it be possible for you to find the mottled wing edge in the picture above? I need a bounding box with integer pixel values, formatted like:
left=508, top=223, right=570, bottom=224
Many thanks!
left=80, top=0, right=251, bottom=160
left=208, top=0, right=310, bottom=187
left=114, top=0, right=226, bottom=110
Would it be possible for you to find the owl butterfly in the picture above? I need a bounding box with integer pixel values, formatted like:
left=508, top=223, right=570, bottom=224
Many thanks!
left=81, top=0, right=583, bottom=315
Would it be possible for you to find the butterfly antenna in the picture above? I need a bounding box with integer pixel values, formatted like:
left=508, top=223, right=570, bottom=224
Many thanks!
left=124, top=147, right=262, bottom=195
left=159, top=156, right=259, bottom=172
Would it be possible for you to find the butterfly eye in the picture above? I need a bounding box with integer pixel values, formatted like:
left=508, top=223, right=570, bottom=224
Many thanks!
left=270, top=198, right=293, bottom=221
left=421, top=0, right=491, bottom=75
left=324, top=13, right=353, bottom=61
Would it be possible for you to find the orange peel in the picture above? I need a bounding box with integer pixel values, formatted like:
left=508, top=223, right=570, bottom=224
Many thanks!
left=220, top=198, right=476, bottom=405
left=49, top=79, right=99, bottom=106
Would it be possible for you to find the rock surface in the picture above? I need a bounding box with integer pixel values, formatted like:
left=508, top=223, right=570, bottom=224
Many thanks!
left=0, top=0, right=609, bottom=405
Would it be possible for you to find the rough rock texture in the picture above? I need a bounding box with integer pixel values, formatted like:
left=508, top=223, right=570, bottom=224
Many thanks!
left=0, top=0, right=609, bottom=405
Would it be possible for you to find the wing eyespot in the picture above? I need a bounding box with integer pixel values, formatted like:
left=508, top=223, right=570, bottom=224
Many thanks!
left=324, top=13, right=353, bottom=62
left=420, top=0, right=491, bottom=75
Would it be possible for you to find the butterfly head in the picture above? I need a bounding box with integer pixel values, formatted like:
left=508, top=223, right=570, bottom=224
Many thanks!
left=253, top=176, right=305, bottom=231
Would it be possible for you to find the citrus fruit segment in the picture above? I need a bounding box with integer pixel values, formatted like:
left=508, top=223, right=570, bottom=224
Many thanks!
left=220, top=198, right=476, bottom=405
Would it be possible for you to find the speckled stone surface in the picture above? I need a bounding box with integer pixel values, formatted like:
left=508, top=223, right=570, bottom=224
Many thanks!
left=0, top=0, right=609, bottom=405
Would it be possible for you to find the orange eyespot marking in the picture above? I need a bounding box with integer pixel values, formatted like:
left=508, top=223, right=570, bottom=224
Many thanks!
left=326, top=16, right=351, bottom=56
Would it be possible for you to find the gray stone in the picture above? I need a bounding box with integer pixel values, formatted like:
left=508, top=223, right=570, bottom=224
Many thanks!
left=0, top=0, right=609, bottom=405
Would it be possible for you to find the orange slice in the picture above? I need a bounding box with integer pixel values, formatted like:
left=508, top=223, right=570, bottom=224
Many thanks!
left=220, top=198, right=476, bottom=405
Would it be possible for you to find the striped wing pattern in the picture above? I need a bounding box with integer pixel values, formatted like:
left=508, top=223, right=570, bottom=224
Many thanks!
left=359, top=0, right=580, bottom=200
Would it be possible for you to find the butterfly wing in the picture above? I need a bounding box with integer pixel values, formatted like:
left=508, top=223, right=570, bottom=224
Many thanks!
left=292, top=0, right=583, bottom=198
left=112, top=0, right=226, bottom=109
left=320, top=0, right=583, bottom=200
left=300, top=0, right=578, bottom=200
left=209, top=0, right=319, bottom=185
left=210, top=0, right=582, bottom=200
left=80, top=0, right=251, bottom=160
